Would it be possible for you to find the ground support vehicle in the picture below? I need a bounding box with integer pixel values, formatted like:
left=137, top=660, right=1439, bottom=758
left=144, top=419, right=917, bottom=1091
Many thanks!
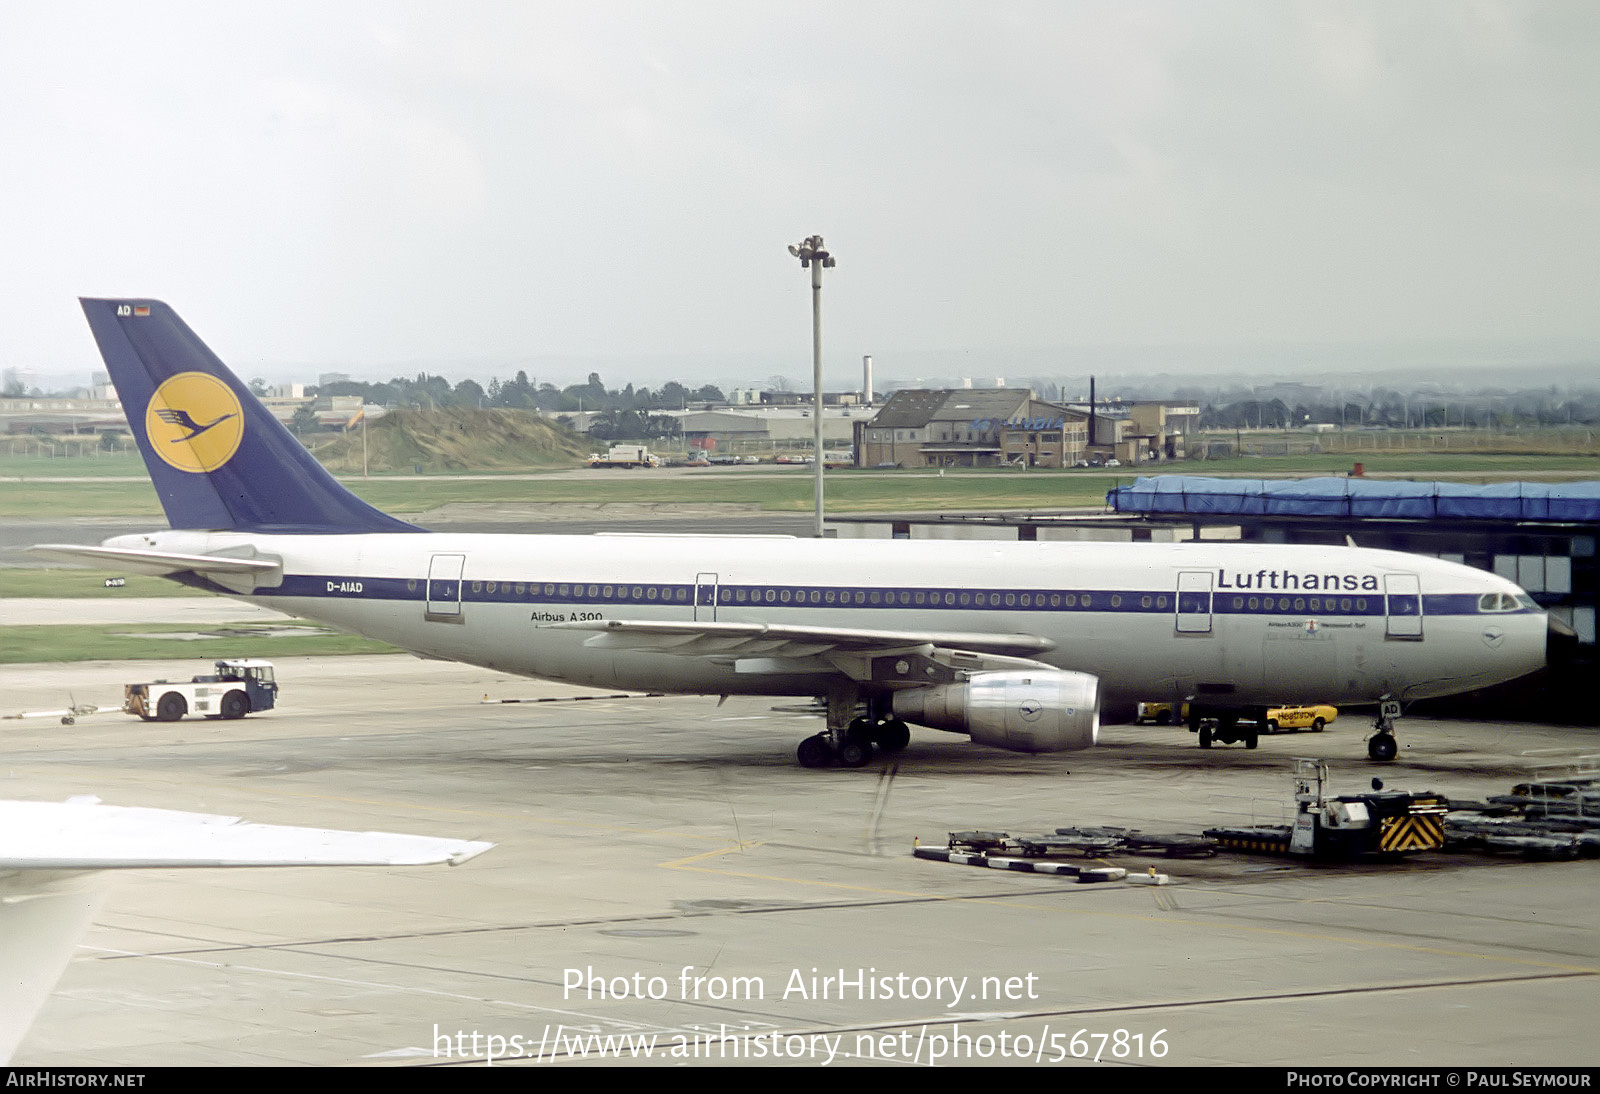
left=124, top=659, right=278, bottom=722
left=587, top=445, right=660, bottom=469
left=1204, top=759, right=1448, bottom=858
left=1136, top=701, right=1188, bottom=725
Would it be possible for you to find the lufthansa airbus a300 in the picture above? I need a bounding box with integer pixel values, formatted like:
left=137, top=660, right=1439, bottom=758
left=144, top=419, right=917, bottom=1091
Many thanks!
left=31, top=300, right=1549, bottom=766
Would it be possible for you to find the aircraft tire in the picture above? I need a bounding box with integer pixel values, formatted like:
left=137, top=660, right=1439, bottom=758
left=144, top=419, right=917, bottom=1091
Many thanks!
left=221, top=691, right=249, bottom=720
left=1368, top=734, right=1398, bottom=762
left=836, top=737, right=873, bottom=768
left=797, top=735, right=834, bottom=768
left=873, top=719, right=911, bottom=753
left=156, top=693, right=187, bottom=722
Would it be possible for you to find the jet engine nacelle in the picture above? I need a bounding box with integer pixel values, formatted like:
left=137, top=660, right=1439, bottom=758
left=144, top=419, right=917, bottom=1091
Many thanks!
left=891, top=670, right=1100, bottom=753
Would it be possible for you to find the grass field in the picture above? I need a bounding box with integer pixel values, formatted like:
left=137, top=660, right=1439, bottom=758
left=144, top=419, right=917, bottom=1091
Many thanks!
left=5, top=452, right=1597, bottom=521
left=0, top=571, right=210, bottom=598
left=0, top=623, right=401, bottom=664
left=1, top=466, right=1124, bottom=519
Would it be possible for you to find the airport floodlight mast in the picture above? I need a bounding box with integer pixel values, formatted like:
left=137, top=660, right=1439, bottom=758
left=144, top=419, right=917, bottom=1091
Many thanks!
left=788, top=235, right=835, bottom=537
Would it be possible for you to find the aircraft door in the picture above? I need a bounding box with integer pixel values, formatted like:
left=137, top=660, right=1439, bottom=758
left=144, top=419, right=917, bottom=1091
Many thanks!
left=426, top=553, right=466, bottom=623
left=694, top=572, right=719, bottom=622
left=1176, top=571, right=1213, bottom=634
left=1384, top=573, right=1424, bottom=639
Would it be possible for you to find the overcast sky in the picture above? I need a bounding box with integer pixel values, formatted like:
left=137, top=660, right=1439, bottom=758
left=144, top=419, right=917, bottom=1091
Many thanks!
left=4, top=1, right=1598, bottom=389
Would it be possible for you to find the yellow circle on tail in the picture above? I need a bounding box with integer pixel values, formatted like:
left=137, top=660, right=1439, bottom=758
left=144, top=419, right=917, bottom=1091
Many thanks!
left=145, top=372, right=245, bottom=473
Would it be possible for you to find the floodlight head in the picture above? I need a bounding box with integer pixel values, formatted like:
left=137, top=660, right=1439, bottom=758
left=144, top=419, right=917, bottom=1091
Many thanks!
left=787, top=244, right=801, bottom=257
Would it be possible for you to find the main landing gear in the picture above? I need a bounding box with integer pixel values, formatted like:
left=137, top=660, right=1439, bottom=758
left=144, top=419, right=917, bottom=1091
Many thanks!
left=1367, top=699, right=1403, bottom=762
left=797, top=707, right=912, bottom=769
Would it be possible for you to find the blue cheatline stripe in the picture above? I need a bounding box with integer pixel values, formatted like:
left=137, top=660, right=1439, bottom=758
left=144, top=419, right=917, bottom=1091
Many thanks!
left=247, top=575, right=1521, bottom=619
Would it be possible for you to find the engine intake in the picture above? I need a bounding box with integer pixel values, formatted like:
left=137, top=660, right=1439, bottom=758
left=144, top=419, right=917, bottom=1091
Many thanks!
left=891, top=670, right=1100, bottom=753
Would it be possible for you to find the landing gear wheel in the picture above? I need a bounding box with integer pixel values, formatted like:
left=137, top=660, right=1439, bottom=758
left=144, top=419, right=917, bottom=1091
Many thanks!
left=836, top=736, right=874, bottom=768
left=156, top=693, right=187, bottom=722
left=1368, top=733, right=1398, bottom=762
left=797, top=735, right=834, bottom=768
left=872, top=718, right=911, bottom=753
left=221, top=692, right=249, bottom=720
left=1198, top=725, right=1213, bottom=748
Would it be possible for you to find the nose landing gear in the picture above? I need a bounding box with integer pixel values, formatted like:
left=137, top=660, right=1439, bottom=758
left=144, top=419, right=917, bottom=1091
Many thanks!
left=1366, top=699, right=1402, bottom=762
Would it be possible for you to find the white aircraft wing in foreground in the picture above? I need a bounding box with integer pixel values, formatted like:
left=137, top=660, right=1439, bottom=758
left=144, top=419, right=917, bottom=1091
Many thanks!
left=0, top=797, right=492, bottom=1063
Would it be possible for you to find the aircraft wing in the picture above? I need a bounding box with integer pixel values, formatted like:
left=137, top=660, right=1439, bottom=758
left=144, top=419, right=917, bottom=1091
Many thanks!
left=0, top=797, right=491, bottom=1064
left=0, top=798, right=494, bottom=868
left=550, top=618, right=1055, bottom=660
left=24, top=543, right=279, bottom=577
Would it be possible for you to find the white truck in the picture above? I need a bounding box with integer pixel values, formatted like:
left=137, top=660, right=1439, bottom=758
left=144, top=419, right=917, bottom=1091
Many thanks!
left=124, top=659, right=279, bottom=722
left=587, top=444, right=660, bottom=469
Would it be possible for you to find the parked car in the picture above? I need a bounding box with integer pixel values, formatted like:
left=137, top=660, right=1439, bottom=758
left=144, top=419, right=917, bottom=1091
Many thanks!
left=1135, top=701, right=1189, bottom=725
left=1260, top=704, right=1338, bottom=733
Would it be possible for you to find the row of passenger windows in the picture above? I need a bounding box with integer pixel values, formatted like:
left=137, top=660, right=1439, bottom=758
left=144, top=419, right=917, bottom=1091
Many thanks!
left=408, top=579, right=693, bottom=602
left=400, top=580, right=1381, bottom=614
left=409, top=578, right=1133, bottom=608
left=718, top=587, right=1158, bottom=608
left=394, top=580, right=1468, bottom=616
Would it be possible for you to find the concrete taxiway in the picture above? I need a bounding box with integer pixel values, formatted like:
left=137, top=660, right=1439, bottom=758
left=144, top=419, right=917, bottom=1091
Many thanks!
left=3, top=655, right=1597, bottom=1067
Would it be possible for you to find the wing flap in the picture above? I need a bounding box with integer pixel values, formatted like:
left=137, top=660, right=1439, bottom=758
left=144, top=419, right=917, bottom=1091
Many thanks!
left=554, top=618, right=1055, bottom=659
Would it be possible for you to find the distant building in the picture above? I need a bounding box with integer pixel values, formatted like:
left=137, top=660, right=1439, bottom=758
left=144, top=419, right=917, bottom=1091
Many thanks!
left=854, top=389, right=1089, bottom=468
left=1124, top=402, right=1201, bottom=462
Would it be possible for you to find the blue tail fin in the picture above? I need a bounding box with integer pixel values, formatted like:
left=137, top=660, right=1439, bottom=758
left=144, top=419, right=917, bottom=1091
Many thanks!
left=81, top=298, right=419, bottom=534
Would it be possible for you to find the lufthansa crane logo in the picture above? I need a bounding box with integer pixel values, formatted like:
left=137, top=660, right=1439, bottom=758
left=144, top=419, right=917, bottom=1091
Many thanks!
left=145, top=372, right=244, bottom=473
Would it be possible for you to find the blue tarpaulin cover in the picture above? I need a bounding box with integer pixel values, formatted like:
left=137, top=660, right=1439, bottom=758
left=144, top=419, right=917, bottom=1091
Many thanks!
left=1107, top=476, right=1600, bottom=523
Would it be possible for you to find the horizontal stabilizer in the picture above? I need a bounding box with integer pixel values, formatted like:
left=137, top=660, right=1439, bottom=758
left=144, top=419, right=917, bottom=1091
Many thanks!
left=24, top=543, right=280, bottom=577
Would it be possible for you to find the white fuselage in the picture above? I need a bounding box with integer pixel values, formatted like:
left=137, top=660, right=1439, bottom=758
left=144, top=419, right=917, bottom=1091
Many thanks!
left=112, top=530, right=1548, bottom=709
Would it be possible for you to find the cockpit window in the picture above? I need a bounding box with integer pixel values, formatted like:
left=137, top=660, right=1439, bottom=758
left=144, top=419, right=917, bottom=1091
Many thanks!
left=1478, top=592, right=1521, bottom=612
